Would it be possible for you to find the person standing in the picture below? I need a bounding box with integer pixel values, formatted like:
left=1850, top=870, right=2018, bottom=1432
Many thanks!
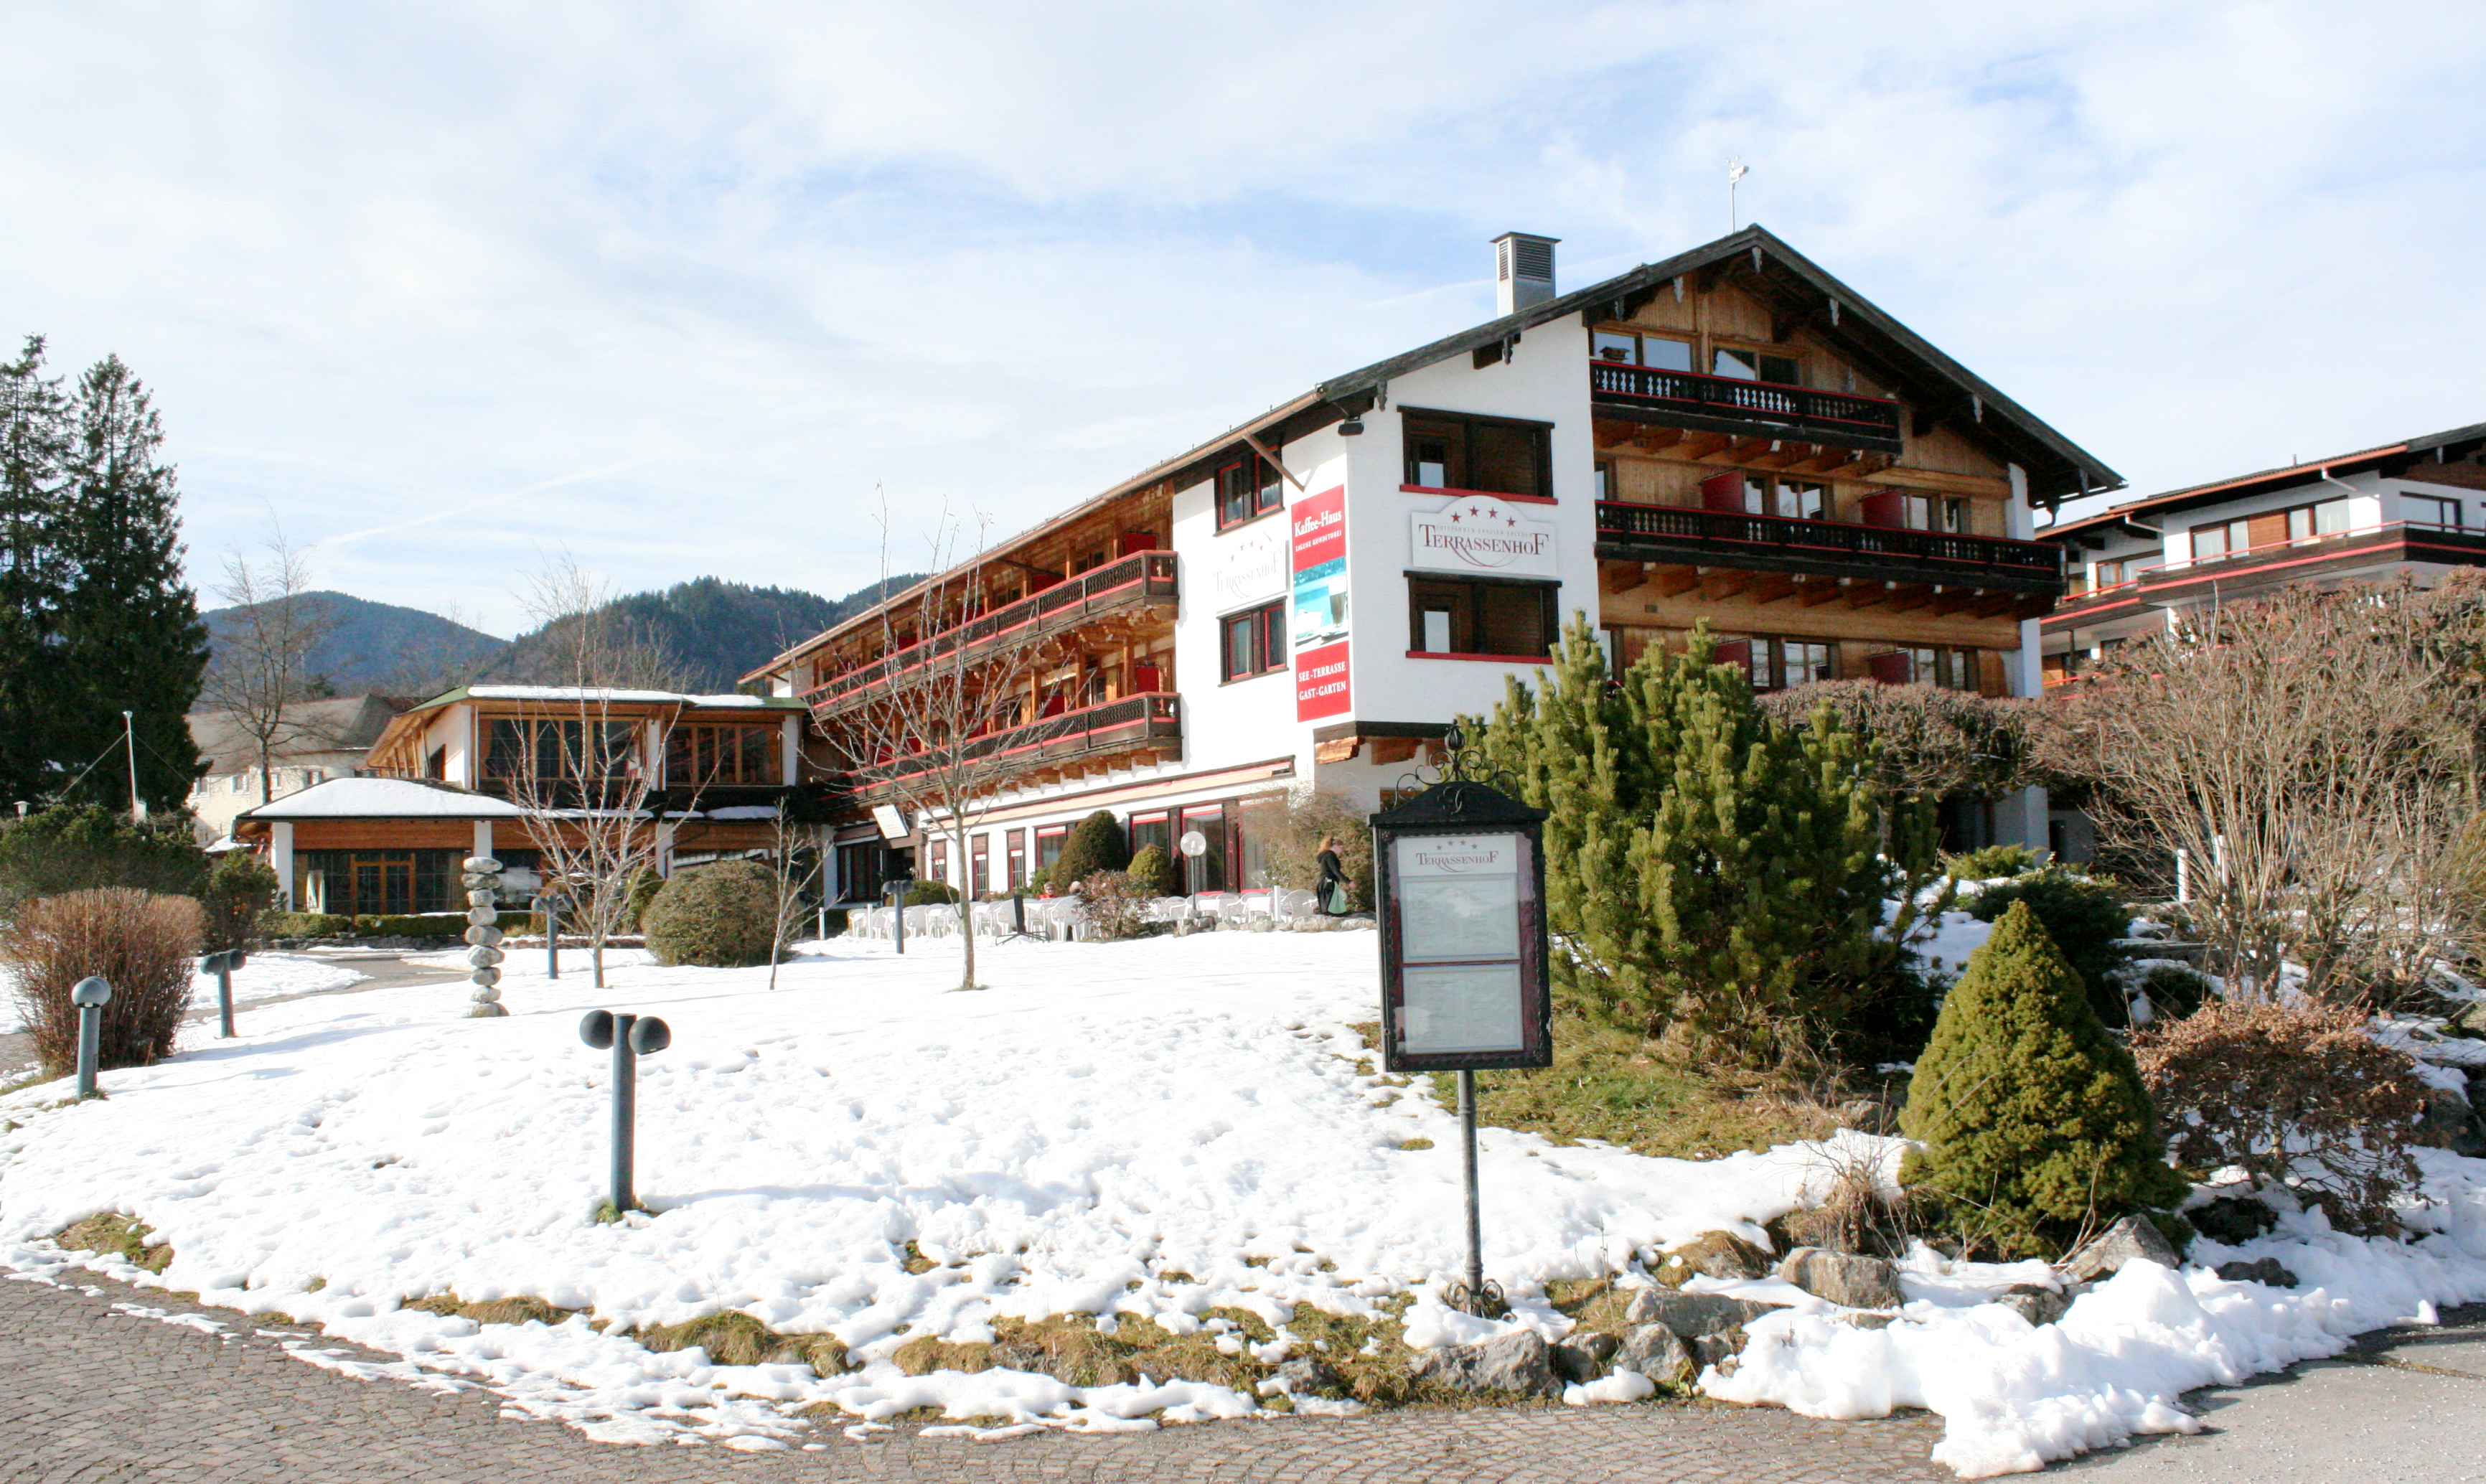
left=1316, top=835, right=1353, bottom=916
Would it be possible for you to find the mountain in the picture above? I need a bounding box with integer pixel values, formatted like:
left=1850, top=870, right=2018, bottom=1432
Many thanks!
left=200, top=592, right=506, bottom=701
left=202, top=577, right=924, bottom=704
left=486, top=576, right=924, bottom=692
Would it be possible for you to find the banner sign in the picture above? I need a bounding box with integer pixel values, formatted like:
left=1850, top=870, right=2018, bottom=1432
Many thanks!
left=1409, top=494, right=1558, bottom=579
left=1293, top=485, right=1351, bottom=720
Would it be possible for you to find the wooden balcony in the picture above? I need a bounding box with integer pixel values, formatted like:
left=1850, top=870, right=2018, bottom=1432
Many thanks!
left=2136, top=521, right=2486, bottom=607
left=1590, top=360, right=1905, bottom=454
left=1595, top=500, right=2065, bottom=598
left=838, top=691, right=1182, bottom=802
left=805, top=550, right=1178, bottom=718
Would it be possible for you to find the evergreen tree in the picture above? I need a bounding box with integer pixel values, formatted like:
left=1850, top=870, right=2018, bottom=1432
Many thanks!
left=1900, top=900, right=2186, bottom=1258
left=1049, top=809, right=1130, bottom=892
left=51, top=356, right=205, bottom=814
left=1474, top=618, right=1887, bottom=1061
left=0, top=337, right=71, bottom=805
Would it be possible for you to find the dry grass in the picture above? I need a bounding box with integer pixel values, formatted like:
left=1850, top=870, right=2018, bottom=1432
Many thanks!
left=52, top=1211, right=173, bottom=1273
left=403, top=1292, right=581, bottom=1328
left=2, top=888, right=202, bottom=1077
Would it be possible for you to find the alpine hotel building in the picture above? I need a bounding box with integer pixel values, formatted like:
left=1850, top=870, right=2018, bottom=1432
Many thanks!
left=749, top=226, right=2122, bottom=902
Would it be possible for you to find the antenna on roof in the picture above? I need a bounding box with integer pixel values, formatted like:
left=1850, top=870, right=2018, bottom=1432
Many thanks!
left=1727, top=159, right=1749, bottom=230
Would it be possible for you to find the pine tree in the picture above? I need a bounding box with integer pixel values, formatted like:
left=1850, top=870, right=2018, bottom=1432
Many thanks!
left=0, top=336, right=72, bottom=806
left=50, top=356, right=205, bottom=814
left=1900, top=900, right=2186, bottom=1258
left=1049, top=809, right=1130, bottom=892
left=1475, top=617, right=1887, bottom=1061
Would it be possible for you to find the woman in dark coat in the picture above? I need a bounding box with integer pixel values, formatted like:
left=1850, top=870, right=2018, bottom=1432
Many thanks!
left=1316, top=835, right=1352, bottom=916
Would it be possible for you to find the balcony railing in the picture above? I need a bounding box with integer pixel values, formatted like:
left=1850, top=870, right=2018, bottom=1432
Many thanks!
left=804, top=550, right=1178, bottom=713
left=2150, top=519, right=2486, bottom=579
left=843, top=691, right=1182, bottom=793
left=1595, top=501, right=2063, bottom=584
left=1590, top=360, right=1905, bottom=445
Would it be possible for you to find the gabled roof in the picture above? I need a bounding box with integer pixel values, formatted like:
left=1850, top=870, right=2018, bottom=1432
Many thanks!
left=1317, top=225, right=2123, bottom=504
left=749, top=225, right=2124, bottom=680
left=189, top=695, right=404, bottom=772
left=2099, top=419, right=2486, bottom=522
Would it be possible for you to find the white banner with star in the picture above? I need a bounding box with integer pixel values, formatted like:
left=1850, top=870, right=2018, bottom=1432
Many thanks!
left=1408, top=494, right=1558, bottom=578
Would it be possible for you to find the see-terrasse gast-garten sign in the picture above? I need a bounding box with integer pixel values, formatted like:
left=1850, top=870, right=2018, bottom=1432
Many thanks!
left=1409, top=494, right=1558, bottom=579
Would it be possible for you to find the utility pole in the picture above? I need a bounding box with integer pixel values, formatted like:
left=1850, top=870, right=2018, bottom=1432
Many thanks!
left=122, top=711, right=145, bottom=822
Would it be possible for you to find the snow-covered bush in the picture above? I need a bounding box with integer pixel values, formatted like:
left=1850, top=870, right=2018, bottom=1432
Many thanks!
left=642, top=862, right=776, bottom=967
left=0, top=886, right=202, bottom=1076
left=2131, top=998, right=2427, bottom=1235
left=1901, top=901, right=2185, bottom=1258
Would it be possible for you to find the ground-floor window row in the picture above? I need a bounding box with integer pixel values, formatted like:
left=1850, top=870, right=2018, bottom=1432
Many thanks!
left=1607, top=626, right=2005, bottom=695
left=293, top=848, right=545, bottom=917
left=845, top=794, right=1288, bottom=902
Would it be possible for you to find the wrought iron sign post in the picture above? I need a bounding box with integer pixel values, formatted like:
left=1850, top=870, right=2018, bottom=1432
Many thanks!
left=1370, top=723, right=1552, bottom=1317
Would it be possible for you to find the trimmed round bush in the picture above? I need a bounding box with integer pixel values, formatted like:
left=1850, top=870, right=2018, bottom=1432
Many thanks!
left=642, top=862, right=777, bottom=967
left=905, top=880, right=957, bottom=906
left=0, top=888, right=203, bottom=1078
left=1126, top=843, right=1175, bottom=898
left=1901, top=900, right=2185, bottom=1259
left=201, top=853, right=279, bottom=952
left=1048, top=810, right=1129, bottom=893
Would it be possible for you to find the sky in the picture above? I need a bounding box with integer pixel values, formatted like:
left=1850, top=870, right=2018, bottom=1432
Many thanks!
left=6, top=1, right=2483, bottom=636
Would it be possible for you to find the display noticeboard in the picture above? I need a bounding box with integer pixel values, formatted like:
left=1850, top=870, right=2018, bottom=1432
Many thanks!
left=1371, top=783, right=1552, bottom=1073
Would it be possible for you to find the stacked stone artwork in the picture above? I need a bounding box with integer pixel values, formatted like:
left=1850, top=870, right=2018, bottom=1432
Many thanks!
left=462, top=855, right=508, bottom=1018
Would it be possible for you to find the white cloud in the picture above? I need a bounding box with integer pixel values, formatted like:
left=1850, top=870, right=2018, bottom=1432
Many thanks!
left=4, top=1, right=2481, bottom=628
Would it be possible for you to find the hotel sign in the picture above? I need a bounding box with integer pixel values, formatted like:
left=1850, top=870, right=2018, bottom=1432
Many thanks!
left=1409, top=494, right=1557, bottom=580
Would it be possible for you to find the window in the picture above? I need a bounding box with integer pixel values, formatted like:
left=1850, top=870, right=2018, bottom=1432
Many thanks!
left=2191, top=519, right=2247, bottom=559
left=1593, top=329, right=1694, bottom=372
left=1401, top=410, right=1552, bottom=499
left=1595, top=460, right=1615, bottom=499
left=1900, top=647, right=1976, bottom=690
left=1775, top=479, right=1829, bottom=522
left=1035, top=826, right=1069, bottom=878
left=1713, top=346, right=1801, bottom=386
left=665, top=723, right=779, bottom=786
left=1128, top=812, right=1171, bottom=867
left=1216, top=453, right=1285, bottom=529
left=1181, top=804, right=1229, bottom=893
left=2283, top=497, right=2351, bottom=541
left=2096, top=559, right=2126, bottom=587
left=2409, top=495, right=2463, bottom=530
left=1071, top=546, right=1109, bottom=573
left=928, top=837, right=949, bottom=889
left=1221, top=601, right=1287, bottom=681
left=1703, top=470, right=1830, bottom=520
left=1409, top=577, right=1557, bottom=659
left=1006, top=830, right=1027, bottom=892
left=971, top=834, right=990, bottom=897
left=1715, top=635, right=1836, bottom=691
left=294, top=850, right=459, bottom=917
left=486, top=718, right=637, bottom=781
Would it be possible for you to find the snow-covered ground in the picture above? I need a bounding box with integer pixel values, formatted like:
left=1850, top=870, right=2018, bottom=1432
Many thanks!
left=1, top=951, right=367, bottom=1036
left=1, top=933, right=2482, bottom=1473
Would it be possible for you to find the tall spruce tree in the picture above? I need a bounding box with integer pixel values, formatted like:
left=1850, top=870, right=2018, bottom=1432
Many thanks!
left=1475, top=618, right=1887, bottom=1062
left=0, top=337, right=72, bottom=805
left=1900, top=901, right=2186, bottom=1258
left=51, top=355, right=205, bottom=813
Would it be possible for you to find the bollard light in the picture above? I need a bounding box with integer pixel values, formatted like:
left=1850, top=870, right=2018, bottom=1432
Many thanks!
left=199, top=949, right=248, bottom=1038
left=72, top=975, right=111, bottom=1099
left=581, top=1008, right=671, bottom=1216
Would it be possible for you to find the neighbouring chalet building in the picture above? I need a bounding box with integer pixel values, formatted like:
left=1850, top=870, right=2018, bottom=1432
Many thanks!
left=2038, top=418, right=2486, bottom=682
left=228, top=686, right=811, bottom=916
left=750, top=226, right=2120, bottom=901
left=185, top=695, right=405, bottom=842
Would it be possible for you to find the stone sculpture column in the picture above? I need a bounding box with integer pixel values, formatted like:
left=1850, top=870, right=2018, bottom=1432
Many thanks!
left=462, top=855, right=508, bottom=1018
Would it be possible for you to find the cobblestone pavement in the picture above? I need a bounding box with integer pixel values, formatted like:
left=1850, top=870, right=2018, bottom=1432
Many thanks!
left=0, top=1264, right=1949, bottom=1483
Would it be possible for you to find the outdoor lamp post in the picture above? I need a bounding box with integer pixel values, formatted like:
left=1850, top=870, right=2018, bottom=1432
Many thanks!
left=886, top=873, right=914, bottom=954
left=580, top=1009, right=671, bottom=1215
left=533, top=891, right=566, bottom=980
left=72, top=976, right=112, bottom=1099
left=1370, top=724, right=1552, bottom=1318
left=199, top=949, right=247, bottom=1038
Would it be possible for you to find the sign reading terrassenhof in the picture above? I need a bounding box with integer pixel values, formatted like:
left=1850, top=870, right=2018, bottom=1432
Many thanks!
left=1409, top=494, right=1557, bottom=580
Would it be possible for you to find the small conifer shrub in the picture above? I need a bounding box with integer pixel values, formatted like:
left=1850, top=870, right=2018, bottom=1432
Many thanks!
left=1048, top=810, right=1130, bottom=893
left=1900, top=901, right=2185, bottom=1258
left=642, top=862, right=777, bottom=967
left=1966, top=865, right=2134, bottom=1025
left=1126, top=843, right=1176, bottom=898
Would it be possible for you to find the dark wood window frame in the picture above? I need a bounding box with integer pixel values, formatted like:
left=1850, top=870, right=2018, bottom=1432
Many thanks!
left=1405, top=572, right=1559, bottom=661
left=1220, top=600, right=1288, bottom=682
left=1215, top=452, right=1286, bottom=531
left=1400, top=406, right=1556, bottom=502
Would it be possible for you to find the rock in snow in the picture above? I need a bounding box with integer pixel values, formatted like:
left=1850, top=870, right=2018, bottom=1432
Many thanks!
left=2213, top=1257, right=2299, bottom=1289
left=1408, top=1329, right=1562, bottom=1398
left=1613, top=1323, right=1695, bottom=1383
left=1652, top=1230, right=1773, bottom=1284
left=1625, top=1287, right=1786, bottom=1337
left=2060, top=1214, right=2183, bottom=1283
left=1776, top=1246, right=1905, bottom=1310
left=1994, top=1284, right=2070, bottom=1327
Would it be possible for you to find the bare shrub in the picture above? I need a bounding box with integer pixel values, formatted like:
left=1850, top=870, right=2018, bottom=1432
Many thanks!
left=1077, top=870, right=1153, bottom=941
left=1, top=888, right=203, bottom=1077
left=1237, top=786, right=1372, bottom=908
left=2131, top=998, right=2427, bottom=1235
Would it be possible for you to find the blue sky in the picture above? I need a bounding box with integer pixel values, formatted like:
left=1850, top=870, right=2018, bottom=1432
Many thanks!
left=7, top=1, right=2483, bottom=634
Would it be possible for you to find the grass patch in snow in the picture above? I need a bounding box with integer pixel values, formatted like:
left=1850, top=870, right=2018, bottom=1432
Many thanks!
left=633, top=1310, right=850, bottom=1374
left=1421, top=1015, right=1843, bottom=1161
left=403, top=1292, right=579, bottom=1328
left=52, top=1212, right=172, bottom=1274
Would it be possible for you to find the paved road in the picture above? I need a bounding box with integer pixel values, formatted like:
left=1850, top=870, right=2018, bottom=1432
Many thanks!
left=6, top=1267, right=2479, bottom=1484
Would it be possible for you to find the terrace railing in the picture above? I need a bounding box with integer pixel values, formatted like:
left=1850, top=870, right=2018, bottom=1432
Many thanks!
left=843, top=690, right=1182, bottom=793
left=1595, top=501, right=2063, bottom=578
left=1588, top=360, right=1904, bottom=443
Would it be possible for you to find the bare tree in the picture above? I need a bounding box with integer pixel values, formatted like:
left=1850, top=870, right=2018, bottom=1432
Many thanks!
left=813, top=510, right=1052, bottom=992
left=502, top=555, right=694, bottom=991
left=765, top=811, right=823, bottom=992
left=2052, top=583, right=2485, bottom=1002
left=380, top=599, right=504, bottom=702
left=508, top=550, right=689, bottom=691
left=198, top=526, right=338, bottom=802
